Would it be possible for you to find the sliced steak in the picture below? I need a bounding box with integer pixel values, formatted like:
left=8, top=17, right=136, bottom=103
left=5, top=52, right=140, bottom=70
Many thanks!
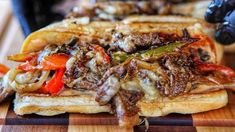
left=156, top=53, right=196, bottom=96
left=111, top=32, right=193, bottom=53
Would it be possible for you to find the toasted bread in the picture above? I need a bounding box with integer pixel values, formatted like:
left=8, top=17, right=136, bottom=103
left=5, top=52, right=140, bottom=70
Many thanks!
left=14, top=90, right=227, bottom=117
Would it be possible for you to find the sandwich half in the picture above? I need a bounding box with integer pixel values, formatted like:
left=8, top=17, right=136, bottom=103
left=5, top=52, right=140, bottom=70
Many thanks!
left=0, top=17, right=235, bottom=128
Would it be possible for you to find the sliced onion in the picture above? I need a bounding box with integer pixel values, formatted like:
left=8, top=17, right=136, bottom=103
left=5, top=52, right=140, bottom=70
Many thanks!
left=7, top=69, right=50, bottom=93
left=0, top=70, right=16, bottom=102
left=15, top=71, right=33, bottom=84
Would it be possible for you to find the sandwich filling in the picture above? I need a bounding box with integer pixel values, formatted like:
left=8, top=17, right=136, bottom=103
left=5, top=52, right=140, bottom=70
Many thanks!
left=1, top=29, right=235, bottom=127
left=67, top=1, right=171, bottom=21
left=66, top=1, right=196, bottom=22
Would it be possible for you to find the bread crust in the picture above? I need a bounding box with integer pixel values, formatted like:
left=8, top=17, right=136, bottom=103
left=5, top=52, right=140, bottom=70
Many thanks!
left=14, top=92, right=112, bottom=116
left=14, top=90, right=227, bottom=116
left=138, top=90, right=227, bottom=117
left=224, top=44, right=235, bottom=53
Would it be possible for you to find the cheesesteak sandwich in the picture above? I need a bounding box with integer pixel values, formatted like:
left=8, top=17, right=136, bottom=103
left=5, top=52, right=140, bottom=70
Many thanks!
left=0, top=17, right=235, bottom=128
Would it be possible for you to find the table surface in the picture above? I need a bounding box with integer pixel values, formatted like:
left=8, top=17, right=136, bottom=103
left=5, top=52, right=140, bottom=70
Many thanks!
left=1, top=1, right=235, bottom=132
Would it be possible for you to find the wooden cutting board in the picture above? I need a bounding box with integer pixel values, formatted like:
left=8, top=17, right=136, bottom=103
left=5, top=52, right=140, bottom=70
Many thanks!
left=1, top=1, right=235, bottom=132
left=0, top=92, right=234, bottom=132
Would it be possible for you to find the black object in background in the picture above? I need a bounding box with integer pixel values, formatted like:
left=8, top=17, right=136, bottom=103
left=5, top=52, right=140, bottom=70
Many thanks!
left=205, top=0, right=235, bottom=45
left=12, top=0, right=64, bottom=37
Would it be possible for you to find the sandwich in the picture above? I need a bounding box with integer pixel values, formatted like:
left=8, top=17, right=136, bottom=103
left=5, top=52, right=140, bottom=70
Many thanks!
left=0, top=16, right=235, bottom=128
left=67, top=0, right=235, bottom=53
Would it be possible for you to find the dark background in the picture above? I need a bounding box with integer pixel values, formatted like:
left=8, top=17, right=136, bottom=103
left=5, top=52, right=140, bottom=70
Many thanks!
left=12, top=0, right=64, bottom=36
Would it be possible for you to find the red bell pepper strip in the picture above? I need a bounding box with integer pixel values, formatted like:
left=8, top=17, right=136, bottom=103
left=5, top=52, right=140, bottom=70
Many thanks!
left=197, top=63, right=235, bottom=78
left=17, top=56, right=38, bottom=71
left=0, top=64, right=9, bottom=75
left=17, top=61, right=37, bottom=71
left=39, top=68, right=65, bottom=95
left=17, top=54, right=69, bottom=71
left=93, top=45, right=110, bottom=64
left=41, top=54, right=69, bottom=70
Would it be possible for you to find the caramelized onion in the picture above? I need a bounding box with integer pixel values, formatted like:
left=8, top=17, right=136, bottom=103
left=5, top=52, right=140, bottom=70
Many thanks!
left=7, top=69, right=50, bottom=93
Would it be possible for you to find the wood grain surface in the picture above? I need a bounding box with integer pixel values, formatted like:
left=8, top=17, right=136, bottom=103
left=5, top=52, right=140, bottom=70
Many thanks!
left=68, top=125, right=133, bottom=132
left=2, top=125, right=235, bottom=132
left=192, top=92, right=235, bottom=126
left=1, top=125, right=68, bottom=132
left=196, top=127, right=235, bottom=132
left=1, top=1, right=235, bottom=132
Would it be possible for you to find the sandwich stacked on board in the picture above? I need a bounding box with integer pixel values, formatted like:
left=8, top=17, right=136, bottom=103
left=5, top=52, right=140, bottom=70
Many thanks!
left=0, top=0, right=235, bottom=128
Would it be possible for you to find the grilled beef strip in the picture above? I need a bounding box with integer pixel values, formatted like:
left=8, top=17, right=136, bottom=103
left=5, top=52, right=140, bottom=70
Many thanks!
left=156, top=53, right=197, bottom=96
left=117, top=89, right=144, bottom=117
left=110, top=29, right=197, bottom=53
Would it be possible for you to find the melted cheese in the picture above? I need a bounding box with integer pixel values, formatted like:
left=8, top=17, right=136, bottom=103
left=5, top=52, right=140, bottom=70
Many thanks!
left=121, top=69, right=162, bottom=102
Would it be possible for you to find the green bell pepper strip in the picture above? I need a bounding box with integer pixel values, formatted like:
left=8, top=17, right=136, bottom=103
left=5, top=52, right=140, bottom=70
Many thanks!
left=112, top=52, right=136, bottom=63
left=112, top=42, right=188, bottom=63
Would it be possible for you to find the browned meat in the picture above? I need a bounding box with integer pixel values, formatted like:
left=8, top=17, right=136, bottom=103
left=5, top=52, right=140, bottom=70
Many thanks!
left=96, top=75, right=120, bottom=105
left=156, top=53, right=196, bottom=96
left=111, top=32, right=160, bottom=53
left=62, top=43, right=111, bottom=91
left=71, top=79, right=97, bottom=91
left=98, top=65, right=126, bottom=86
left=64, top=58, right=110, bottom=90
left=110, top=31, right=195, bottom=53
left=118, top=89, right=143, bottom=116
left=113, top=89, right=143, bottom=127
